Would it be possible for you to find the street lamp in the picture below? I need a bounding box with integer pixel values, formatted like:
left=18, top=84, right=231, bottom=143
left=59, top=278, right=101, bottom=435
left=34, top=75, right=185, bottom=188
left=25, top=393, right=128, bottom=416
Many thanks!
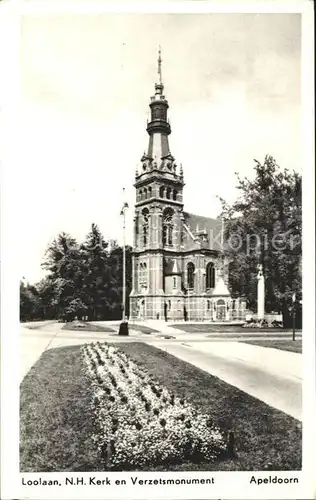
left=292, top=292, right=296, bottom=341
left=119, top=190, right=129, bottom=336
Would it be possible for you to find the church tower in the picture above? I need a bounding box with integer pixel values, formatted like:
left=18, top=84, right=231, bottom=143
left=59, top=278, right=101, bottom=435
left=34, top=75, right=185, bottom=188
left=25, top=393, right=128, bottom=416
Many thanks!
left=129, top=50, right=240, bottom=322
left=129, top=49, right=185, bottom=320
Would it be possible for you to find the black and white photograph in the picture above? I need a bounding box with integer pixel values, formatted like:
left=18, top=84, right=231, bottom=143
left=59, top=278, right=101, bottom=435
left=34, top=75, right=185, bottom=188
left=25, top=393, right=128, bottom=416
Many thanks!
left=0, top=1, right=315, bottom=499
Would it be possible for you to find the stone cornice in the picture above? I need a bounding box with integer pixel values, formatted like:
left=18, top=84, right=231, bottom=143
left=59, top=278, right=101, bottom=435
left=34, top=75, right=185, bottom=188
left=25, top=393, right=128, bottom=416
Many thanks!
left=131, top=248, right=220, bottom=257
left=134, top=172, right=184, bottom=187
left=135, top=198, right=183, bottom=209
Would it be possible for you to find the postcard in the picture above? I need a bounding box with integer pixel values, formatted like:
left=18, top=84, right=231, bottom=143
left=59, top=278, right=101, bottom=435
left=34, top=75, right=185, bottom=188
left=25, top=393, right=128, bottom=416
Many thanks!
left=0, top=1, right=315, bottom=499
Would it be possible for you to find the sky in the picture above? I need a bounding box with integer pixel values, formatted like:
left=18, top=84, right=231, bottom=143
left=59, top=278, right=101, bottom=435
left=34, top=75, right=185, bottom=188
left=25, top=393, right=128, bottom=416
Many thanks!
left=15, top=11, right=301, bottom=283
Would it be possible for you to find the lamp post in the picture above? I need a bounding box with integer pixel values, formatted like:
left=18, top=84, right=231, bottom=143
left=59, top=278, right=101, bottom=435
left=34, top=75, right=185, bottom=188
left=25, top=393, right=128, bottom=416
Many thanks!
left=257, top=263, right=265, bottom=320
left=292, top=292, right=296, bottom=341
left=119, top=190, right=129, bottom=336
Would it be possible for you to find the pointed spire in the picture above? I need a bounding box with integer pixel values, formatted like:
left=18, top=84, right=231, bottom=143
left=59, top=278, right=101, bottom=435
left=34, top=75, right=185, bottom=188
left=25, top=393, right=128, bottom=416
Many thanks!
left=154, top=46, right=164, bottom=96
left=158, top=45, right=162, bottom=84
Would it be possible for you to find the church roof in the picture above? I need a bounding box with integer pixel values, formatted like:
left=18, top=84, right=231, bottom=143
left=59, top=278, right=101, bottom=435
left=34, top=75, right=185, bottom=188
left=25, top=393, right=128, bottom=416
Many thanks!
left=183, top=212, right=223, bottom=251
left=212, top=276, right=230, bottom=296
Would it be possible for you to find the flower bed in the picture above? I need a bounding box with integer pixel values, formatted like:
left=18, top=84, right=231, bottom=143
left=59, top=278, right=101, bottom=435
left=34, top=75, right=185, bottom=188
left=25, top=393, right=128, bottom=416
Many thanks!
left=82, top=342, right=227, bottom=470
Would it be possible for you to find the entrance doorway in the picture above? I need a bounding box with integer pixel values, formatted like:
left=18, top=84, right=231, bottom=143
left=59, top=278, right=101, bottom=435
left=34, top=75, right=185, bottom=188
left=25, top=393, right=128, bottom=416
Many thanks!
left=216, top=299, right=226, bottom=321
left=139, top=299, right=145, bottom=319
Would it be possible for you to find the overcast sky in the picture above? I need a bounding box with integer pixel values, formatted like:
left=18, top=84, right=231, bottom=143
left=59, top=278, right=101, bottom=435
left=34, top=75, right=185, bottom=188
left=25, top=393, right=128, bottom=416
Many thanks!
left=17, top=12, right=301, bottom=283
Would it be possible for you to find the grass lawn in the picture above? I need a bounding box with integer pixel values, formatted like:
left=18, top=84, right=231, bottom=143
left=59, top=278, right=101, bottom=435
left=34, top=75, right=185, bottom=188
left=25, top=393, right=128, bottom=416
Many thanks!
left=171, top=323, right=301, bottom=335
left=22, top=320, right=56, bottom=330
left=119, top=343, right=302, bottom=471
left=20, top=345, right=103, bottom=472
left=62, top=321, right=115, bottom=333
left=20, top=342, right=301, bottom=472
left=129, top=323, right=160, bottom=334
left=240, top=339, right=302, bottom=353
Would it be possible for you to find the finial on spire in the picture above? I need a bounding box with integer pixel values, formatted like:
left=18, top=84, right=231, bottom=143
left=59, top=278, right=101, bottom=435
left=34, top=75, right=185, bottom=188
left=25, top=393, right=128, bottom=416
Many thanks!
left=158, top=45, right=162, bottom=84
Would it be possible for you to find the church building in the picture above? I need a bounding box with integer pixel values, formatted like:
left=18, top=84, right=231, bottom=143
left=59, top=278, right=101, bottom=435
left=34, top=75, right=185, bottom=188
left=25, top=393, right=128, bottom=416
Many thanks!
left=129, top=51, right=246, bottom=322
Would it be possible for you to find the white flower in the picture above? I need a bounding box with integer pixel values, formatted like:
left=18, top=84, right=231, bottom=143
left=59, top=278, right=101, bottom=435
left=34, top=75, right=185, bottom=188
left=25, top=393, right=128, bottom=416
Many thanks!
left=81, top=343, right=227, bottom=469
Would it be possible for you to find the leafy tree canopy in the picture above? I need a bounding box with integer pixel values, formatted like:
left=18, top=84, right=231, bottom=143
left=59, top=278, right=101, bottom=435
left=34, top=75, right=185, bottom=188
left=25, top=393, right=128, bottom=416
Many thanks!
left=220, top=155, right=301, bottom=326
left=20, top=224, right=132, bottom=322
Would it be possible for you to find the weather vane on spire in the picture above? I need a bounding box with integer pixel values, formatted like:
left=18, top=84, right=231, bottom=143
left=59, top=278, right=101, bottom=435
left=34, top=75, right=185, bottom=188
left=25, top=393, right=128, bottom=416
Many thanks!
left=158, top=45, right=162, bottom=84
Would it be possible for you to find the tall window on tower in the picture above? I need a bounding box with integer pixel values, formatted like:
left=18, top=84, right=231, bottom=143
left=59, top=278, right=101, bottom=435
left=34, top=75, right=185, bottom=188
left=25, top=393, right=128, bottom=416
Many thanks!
left=206, top=262, right=215, bottom=289
left=187, top=262, right=195, bottom=290
left=139, top=262, right=148, bottom=290
left=162, top=208, right=174, bottom=246
left=142, top=208, right=149, bottom=246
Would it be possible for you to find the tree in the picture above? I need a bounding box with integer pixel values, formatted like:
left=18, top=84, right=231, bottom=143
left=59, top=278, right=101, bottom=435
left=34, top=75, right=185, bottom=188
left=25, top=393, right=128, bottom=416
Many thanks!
left=221, top=155, right=302, bottom=327
left=36, top=277, right=57, bottom=319
left=20, top=281, right=41, bottom=321
left=42, top=232, right=85, bottom=320
left=80, top=223, right=112, bottom=320
left=107, top=242, right=133, bottom=319
left=22, top=226, right=134, bottom=322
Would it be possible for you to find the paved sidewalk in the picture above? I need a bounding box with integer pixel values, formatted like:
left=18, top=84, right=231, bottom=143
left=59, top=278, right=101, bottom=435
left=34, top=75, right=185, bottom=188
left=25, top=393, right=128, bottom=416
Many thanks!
left=150, top=340, right=302, bottom=421
left=20, top=322, right=149, bottom=381
left=20, top=326, right=59, bottom=382
left=190, top=341, right=302, bottom=380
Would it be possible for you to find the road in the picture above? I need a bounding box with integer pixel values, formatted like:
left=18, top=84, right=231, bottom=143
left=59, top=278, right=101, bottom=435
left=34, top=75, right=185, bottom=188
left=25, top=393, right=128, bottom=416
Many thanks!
left=150, top=340, right=302, bottom=420
left=20, top=321, right=302, bottom=421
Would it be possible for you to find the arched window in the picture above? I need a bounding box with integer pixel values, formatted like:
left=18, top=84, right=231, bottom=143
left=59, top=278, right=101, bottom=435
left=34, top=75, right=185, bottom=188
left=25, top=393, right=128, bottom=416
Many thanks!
left=143, top=188, right=147, bottom=200
left=163, top=225, right=168, bottom=246
left=162, top=208, right=174, bottom=246
left=139, top=262, right=147, bottom=289
left=143, top=226, right=147, bottom=246
left=187, top=262, right=195, bottom=289
left=166, top=187, right=171, bottom=199
left=144, top=263, right=147, bottom=283
left=142, top=208, right=149, bottom=247
left=159, top=186, right=165, bottom=198
left=148, top=186, right=152, bottom=198
left=139, top=262, right=143, bottom=287
left=206, top=262, right=215, bottom=289
left=139, top=189, right=143, bottom=200
left=173, top=189, right=177, bottom=201
left=207, top=299, right=211, bottom=310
